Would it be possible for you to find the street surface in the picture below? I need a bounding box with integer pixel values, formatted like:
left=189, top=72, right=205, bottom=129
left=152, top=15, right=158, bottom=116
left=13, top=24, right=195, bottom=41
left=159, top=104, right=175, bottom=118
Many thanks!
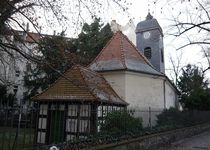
left=158, top=130, right=210, bottom=150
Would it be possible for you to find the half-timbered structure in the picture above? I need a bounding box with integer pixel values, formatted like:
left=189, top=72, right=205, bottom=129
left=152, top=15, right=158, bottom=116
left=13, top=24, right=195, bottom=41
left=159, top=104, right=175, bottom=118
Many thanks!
left=33, top=65, right=127, bottom=144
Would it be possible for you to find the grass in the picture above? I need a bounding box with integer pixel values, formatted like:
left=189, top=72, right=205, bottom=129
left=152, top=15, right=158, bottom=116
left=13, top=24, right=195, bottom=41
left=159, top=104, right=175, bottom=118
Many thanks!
left=0, top=127, right=35, bottom=150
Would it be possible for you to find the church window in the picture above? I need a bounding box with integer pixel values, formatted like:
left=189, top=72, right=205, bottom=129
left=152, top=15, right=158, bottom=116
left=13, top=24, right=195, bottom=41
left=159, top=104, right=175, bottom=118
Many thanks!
left=144, top=47, right=152, bottom=59
left=15, top=70, right=20, bottom=77
left=161, top=48, right=164, bottom=62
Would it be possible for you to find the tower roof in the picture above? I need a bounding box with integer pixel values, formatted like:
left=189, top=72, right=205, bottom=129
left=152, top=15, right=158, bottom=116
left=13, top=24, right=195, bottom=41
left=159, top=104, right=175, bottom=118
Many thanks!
left=136, top=13, right=163, bottom=34
left=33, top=65, right=127, bottom=105
left=89, top=31, right=162, bottom=76
left=146, top=12, right=153, bottom=20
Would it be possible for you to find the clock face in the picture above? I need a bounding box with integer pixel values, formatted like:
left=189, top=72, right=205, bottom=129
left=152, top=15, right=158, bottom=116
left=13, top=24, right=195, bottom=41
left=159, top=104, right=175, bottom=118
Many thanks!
left=143, top=31, right=150, bottom=39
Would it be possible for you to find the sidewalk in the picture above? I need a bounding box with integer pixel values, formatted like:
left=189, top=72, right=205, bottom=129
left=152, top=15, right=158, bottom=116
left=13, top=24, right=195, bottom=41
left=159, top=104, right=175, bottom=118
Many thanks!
left=159, top=130, right=210, bottom=150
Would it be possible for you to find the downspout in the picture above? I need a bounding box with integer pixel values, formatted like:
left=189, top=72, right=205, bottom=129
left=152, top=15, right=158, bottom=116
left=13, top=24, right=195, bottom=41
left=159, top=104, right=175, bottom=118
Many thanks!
left=163, top=79, right=166, bottom=109
left=175, top=91, right=179, bottom=109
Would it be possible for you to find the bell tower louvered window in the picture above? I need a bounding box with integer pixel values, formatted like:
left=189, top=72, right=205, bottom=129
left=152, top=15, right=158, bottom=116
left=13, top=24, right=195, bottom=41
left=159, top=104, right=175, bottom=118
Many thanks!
left=144, top=47, right=152, bottom=59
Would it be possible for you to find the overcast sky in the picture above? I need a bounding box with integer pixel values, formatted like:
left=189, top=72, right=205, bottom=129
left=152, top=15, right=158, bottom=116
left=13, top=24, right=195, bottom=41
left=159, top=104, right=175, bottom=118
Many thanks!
left=118, top=0, right=210, bottom=80
left=21, top=0, right=209, bottom=80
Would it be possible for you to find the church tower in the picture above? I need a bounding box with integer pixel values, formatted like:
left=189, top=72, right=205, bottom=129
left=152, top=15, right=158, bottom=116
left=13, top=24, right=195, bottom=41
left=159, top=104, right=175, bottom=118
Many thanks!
left=136, top=13, right=165, bottom=73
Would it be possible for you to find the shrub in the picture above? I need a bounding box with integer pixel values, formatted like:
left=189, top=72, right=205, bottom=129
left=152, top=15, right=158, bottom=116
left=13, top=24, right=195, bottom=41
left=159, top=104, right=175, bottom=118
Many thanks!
left=156, top=108, right=183, bottom=129
left=100, top=110, right=142, bottom=134
left=156, top=107, right=210, bottom=130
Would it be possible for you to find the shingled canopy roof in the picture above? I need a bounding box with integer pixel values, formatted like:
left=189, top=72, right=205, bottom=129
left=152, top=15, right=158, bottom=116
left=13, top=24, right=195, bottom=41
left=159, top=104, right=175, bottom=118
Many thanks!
left=89, top=31, right=163, bottom=76
left=33, top=65, right=127, bottom=105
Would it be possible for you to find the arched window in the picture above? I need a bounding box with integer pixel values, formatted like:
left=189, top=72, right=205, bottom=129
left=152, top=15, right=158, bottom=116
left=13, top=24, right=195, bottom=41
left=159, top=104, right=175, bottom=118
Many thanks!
left=144, top=47, right=152, bottom=59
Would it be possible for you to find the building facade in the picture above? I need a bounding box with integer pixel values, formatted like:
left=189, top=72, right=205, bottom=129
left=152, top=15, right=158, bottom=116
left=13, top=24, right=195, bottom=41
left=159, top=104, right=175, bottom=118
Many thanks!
left=32, top=14, right=179, bottom=143
left=0, top=31, right=39, bottom=104
left=89, top=30, right=178, bottom=110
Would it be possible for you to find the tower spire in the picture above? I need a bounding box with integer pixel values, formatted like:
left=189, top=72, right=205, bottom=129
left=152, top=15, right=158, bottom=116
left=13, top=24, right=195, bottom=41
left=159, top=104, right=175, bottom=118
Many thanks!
left=146, top=12, right=153, bottom=20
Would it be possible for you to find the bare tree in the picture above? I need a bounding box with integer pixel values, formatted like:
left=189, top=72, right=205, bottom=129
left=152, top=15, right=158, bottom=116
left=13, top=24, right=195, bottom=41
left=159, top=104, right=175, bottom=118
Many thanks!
left=168, top=52, right=183, bottom=86
left=169, top=1, right=210, bottom=49
left=0, top=0, right=130, bottom=84
left=0, top=0, right=130, bottom=57
left=200, top=46, right=210, bottom=73
left=156, top=0, right=210, bottom=73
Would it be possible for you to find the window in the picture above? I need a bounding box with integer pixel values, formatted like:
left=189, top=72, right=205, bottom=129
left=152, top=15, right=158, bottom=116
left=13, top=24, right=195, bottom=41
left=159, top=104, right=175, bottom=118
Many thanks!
left=161, top=48, right=164, bottom=62
left=13, top=85, right=18, bottom=93
left=26, top=63, right=31, bottom=71
left=144, top=47, right=152, bottom=59
left=15, top=70, right=20, bottom=77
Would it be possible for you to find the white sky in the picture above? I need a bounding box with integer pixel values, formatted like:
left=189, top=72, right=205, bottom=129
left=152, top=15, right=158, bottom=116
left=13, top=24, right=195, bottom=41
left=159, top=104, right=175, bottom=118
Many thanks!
left=18, top=0, right=210, bottom=81
left=110, top=0, right=210, bottom=80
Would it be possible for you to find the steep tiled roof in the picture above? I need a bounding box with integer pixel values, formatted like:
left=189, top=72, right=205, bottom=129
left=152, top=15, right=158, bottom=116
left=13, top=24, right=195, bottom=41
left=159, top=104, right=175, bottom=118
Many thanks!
left=25, top=32, right=41, bottom=43
left=13, top=30, right=71, bottom=43
left=13, top=30, right=41, bottom=43
left=33, top=65, right=127, bottom=105
left=89, top=31, right=162, bottom=76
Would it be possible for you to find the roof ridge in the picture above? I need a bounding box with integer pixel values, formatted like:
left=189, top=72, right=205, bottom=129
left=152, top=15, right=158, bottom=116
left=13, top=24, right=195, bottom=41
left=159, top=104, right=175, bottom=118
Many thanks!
left=32, top=65, right=90, bottom=100
left=80, top=65, right=127, bottom=104
left=120, top=31, right=163, bottom=74
left=88, top=32, right=117, bottom=67
left=119, top=32, right=127, bottom=69
left=78, top=67, right=98, bottom=100
left=102, top=74, right=128, bottom=104
left=32, top=70, right=73, bottom=99
left=80, top=65, right=105, bottom=78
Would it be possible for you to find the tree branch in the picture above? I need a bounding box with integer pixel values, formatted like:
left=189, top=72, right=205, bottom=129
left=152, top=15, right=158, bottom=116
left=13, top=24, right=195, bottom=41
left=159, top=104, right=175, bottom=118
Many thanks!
left=177, top=42, right=210, bottom=50
left=174, top=22, right=210, bottom=36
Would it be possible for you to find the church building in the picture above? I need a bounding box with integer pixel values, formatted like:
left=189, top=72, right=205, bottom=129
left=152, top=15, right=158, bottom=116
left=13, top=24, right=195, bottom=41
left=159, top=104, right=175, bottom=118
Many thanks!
left=33, top=13, right=179, bottom=143
left=90, top=13, right=179, bottom=110
left=34, top=13, right=179, bottom=112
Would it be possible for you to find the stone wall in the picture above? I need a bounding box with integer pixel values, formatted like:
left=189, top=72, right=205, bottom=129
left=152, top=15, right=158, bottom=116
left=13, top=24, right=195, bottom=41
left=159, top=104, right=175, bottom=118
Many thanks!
left=90, top=123, right=210, bottom=150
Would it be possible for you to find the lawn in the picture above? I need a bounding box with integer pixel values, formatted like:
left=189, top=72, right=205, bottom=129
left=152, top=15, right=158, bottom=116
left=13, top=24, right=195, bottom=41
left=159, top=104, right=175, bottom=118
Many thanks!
left=0, top=127, right=35, bottom=150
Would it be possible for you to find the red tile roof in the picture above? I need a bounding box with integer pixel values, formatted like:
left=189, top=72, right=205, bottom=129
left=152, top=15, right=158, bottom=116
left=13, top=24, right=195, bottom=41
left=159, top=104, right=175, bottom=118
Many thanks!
left=25, top=32, right=41, bottom=43
left=33, top=65, right=127, bottom=105
left=13, top=30, right=42, bottom=43
left=89, top=31, right=162, bottom=75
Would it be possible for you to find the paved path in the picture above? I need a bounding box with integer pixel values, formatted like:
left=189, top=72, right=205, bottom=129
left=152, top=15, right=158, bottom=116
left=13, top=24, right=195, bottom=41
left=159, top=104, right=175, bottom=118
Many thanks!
left=159, top=130, right=210, bottom=150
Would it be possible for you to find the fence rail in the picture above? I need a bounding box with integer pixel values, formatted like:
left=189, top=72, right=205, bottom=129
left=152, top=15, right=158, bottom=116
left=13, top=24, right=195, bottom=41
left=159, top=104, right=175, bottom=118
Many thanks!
left=0, top=104, right=210, bottom=150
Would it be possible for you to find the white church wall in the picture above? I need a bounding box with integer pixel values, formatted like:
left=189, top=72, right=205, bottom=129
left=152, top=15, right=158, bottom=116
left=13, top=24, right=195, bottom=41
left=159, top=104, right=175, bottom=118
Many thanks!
left=124, top=71, right=178, bottom=127
left=165, top=80, right=177, bottom=109
left=101, top=70, right=178, bottom=127
left=100, top=71, right=126, bottom=100
left=125, top=71, right=165, bottom=110
left=102, top=71, right=163, bottom=127
left=101, top=70, right=174, bottom=110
